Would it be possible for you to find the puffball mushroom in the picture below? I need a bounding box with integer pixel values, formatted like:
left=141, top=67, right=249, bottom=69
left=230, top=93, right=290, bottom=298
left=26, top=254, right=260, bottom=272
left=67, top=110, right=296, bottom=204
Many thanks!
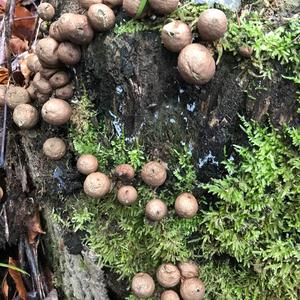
left=178, top=43, right=215, bottom=85
left=83, top=172, right=111, bottom=198
left=32, top=72, right=53, bottom=94
left=13, top=104, right=38, bottom=129
left=56, top=13, right=94, bottom=45
left=131, top=273, right=155, bottom=298
left=115, top=164, right=135, bottom=181
left=49, top=71, right=70, bottom=89
left=175, top=192, right=198, bottom=218
left=197, top=8, right=227, bottom=41
left=156, top=263, right=181, bottom=288
left=180, top=278, right=205, bottom=300
left=178, top=261, right=199, bottom=279
left=117, top=186, right=138, bottom=205
left=26, top=54, right=40, bottom=73
left=36, top=92, right=50, bottom=104
left=57, top=42, right=81, bottom=65
left=49, top=21, right=64, bottom=42
left=36, top=37, right=60, bottom=67
left=145, top=199, right=167, bottom=221
left=161, top=290, right=180, bottom=300
left=103, top=0, right=123, bottom=8
left=55, top=83, right=74, bottom=100
left=149, top=0, right=179, bottom=15
left=6, top=86, right=31, bottom=109
left=141, top=161, right=167, bottom=187
left=239, top=45, right=253, bottom=58
left=77, top=154, right=99, bottom=175
left=43, top=137, right=66, bottom=160
left=42, top=98, right=72, bottom=125
left=87, top=4, right=116, bottom=32
left=79, top=0, right=103, bottom=9
left=161, top=21, right=192, bottom=53
left=37, top=3, right=55, bottom=21
left=123, top=0, right=148, bottom=18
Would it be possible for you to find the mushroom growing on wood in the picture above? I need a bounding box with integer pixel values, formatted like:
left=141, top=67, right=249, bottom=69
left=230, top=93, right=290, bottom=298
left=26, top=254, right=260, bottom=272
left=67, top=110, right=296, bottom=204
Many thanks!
left=180, top=278, right=205, bottom=300
left=156, top=263, right=181, bottom=288
left=88, top=4, right=116, bottom=32
left=131, top=273, right=155, bottom=298
left=161, top=20, right=192, bottom=53
left=145, top=199, right=167, bottom=221
left=175, top=192, right=198, bottom=218
left=57, top=42, right=81, bottom=65
left=41, top=98, right=72, bottom=125
left=197, top=8, right=227, bottom=41
left=149, top=0, right=179, bottom=15
left=13, top=104, right=38, bottom=129
left=77, top=154, right=99, bottom=175
left=83, top=172, right=111, bottom=198
left=43, top=137, right=67, bottom=160
left=178, top=43, right=215, bottom=85
left=141, top=161, right=167, bottom=187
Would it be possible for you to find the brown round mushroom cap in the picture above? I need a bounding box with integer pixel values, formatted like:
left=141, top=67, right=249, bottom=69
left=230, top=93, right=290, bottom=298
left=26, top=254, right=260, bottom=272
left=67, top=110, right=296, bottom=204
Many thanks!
left=103, top=0, right=123, bottom=8
left=141, top=161, right=167, bottom=187
left=178, top=261, right=199, bottom=279
left=43, top=137, right=66, bottom=160
left=32, top=72, right=53, bottom=94
left=83, top=172, right=111, bottom=198
left=178, top=43, right=215, bottom=85
left=115, top=164, right=135, bottom=181
left=6, top=86, right=31, bottom=109
left=123, top=0, right=148, bottom=18
left=49, top=21, right=64, bottom=42
left=57, top=13, right=94, bottom=45
left=131, top=273, right=155, bottom=298
left=0, top=85, right=6, bottom=106
left=36, top=92, right=50, bottom=104
left=36, top=37, right=60, bottom=67
left=79, top=0, right=103, bottom=9
left=175, top=192, right=198, bottom=218
left=161, top=290, right=180, bottom=300
left=238, top=45, right=253, bottom=58
left=197, top=8, right=227, bottom=41
left=156, top=263, right=180, bottom=288
left=145, top=199, right=167, bottom=221
left=57, top=42, right=81, bottom=65
left=117, top=185, right=138, bottom=206
left=149, top=0, right=178, bottom=15
left=55, top=83, right=74, bottom=100
left=87, top=4, right=116, bottom=32
left=37, top=3, right=55, bottom=21
left=180, top=278, right=205, bottom=300
left=161, top=21, right=192, bottom=53
left=26, top=84, right=37, bottom=100
left=77, top=154, right=99, bottom=175
left=49, top=71, right=70, bottom=89
left=41, top=98, right=72, bottom=125
left=13, top=104, right=38, bottom=129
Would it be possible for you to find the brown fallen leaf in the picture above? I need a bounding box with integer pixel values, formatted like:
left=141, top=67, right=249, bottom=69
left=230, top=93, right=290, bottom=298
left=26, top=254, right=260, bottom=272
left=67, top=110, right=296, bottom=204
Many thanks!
left=10, top=35, right=28, bottom=55
left=1, top=273, right=9, bottom=300
left=27, top=208, right=46, bottom=244
left=0, top=67, right=8, bottom=84
left=19, top=55, right=31, bottom=83
left=8, top=257, right=27, bottom=300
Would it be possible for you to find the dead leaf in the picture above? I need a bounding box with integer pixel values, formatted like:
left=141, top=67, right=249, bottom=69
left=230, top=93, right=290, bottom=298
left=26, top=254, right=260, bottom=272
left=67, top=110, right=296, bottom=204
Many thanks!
left=10, top=35, right=28, bottom=55
left=19, top=55, right=31, bottom=82
left=1, top=273, right=9, bottom=300
left=27, top=209, right=46, bottom=244
left=13, top=4, right=37, bottom=41
left=8, top=258, right=27, bottom=300
left=0, top=67, right=8, bottom=84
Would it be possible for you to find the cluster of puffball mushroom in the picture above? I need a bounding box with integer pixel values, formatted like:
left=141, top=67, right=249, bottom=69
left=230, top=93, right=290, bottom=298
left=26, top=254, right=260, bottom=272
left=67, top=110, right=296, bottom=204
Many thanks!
left=132, top=261, right=205, bottom=300
left=78, top=156, right=199, bottom=220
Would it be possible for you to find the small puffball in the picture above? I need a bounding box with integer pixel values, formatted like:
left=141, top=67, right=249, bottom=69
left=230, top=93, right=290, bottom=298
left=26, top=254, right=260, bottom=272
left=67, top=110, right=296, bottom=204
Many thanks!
left=149, top=0, right=179, bottom=15
left=26, top=84, right=37, bottom=100
left=57, top=42, right=81, bottom=65
left=103, top=0, right=123, bottom=8
left=77, top=154, right=99, bottom=175
left=42, top=98, right=72, bottom=125
left=115, top=164, right=135, bottom=181
left=117, top=185, right=138, bottom=206
left=49, top=71, right=70, bottom=89
left=145, top=199, right=168, bottom=221
left=180, top=278, right=205, bottom=300
left=131, top=273, right=155, bottom=298
left=83, top=172, right=111, bottom=198
left=161, top=290, right=180, bottom=300
left=178, top=261, right=199, bottom=279
left=37, top=3, right=55, bottom=21
left=43, top=137, right=66, bottom=160
left=156, top=263, right=181, bottom=288
left=79, top=0, right=103, bottom=9
left=141, top=161, right=167, bottom=187
left=32, top=72, right=53, bottom=94
left=6, top=86, right=31, bottom=109
left=36, top=37, right=60, bottom=67
left=36, top=92, right=50, bottom=104
left=13, top=104, right=38, bottom=129
left=175, top=193, right=198, bottom=218
left=55, top=83, right=74, bottom=100
left=87, top=3, right=116, bottom=32
left=123, top=0, right=148, bottom=18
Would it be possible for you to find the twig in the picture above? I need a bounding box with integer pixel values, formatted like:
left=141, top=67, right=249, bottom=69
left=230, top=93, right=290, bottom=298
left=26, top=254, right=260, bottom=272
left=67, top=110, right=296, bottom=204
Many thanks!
left=3, top=203, right=9, bottom=242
